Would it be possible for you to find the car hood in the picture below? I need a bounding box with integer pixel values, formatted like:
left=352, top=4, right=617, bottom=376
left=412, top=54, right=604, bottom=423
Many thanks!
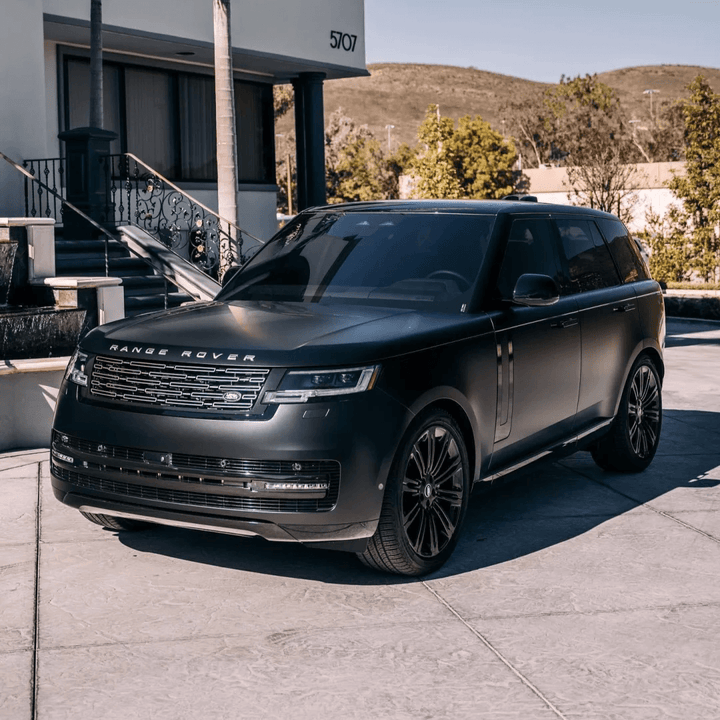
left=81, top=300, right=493, bottom=367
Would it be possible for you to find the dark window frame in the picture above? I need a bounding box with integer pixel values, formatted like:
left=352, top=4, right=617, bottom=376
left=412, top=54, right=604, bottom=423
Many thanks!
left=58, top=47, right=275, bottom=186
left=553, top=217, right=622, bottom=295
left=494, top=217, right=564, bottom=302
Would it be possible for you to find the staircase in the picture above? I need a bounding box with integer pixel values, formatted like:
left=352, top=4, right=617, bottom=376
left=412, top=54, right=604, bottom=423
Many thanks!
left=7, top=150, right=255, bottom=319
left=54, top=230, right=195, bottom=317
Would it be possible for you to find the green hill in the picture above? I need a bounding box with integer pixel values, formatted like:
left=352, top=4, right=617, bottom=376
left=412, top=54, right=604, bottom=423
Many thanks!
left=279, top=63, right=720, bottom=152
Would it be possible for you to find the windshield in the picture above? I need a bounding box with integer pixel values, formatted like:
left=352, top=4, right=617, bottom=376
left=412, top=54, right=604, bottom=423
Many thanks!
left=217, top=211, right=495, bottom=311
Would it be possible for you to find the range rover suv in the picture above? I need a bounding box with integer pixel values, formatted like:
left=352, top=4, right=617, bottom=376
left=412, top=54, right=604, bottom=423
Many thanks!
left=51, top=200, right=665, bottom=576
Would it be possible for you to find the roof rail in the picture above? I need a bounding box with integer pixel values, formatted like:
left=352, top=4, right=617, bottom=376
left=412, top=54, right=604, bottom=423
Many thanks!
left=501, top=194, right=538, bottom=202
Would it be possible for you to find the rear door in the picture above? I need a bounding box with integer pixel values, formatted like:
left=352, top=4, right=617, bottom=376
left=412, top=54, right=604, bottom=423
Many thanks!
left=489, top=216, right=581, bottom=470
left=553, top=217, right=644, bottom=430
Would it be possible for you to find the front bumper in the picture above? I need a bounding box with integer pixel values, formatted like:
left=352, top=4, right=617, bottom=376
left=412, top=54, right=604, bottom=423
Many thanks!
left=51, top=380, right=412, bottom=551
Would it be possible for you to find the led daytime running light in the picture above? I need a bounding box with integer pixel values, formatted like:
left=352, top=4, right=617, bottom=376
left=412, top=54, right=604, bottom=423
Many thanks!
left=264, top=365, right=380, bottom=404
left=65, top=349, right=89, bottom=387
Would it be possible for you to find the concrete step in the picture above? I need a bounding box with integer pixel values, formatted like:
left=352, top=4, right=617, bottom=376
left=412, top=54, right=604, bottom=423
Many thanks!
left=56, top=256, right=152, bottom=276
left=124, top=292, right=193, bottom=317
left=55, top=239, right=129, bottom=255
left=120, top=276, right=179, bottom=297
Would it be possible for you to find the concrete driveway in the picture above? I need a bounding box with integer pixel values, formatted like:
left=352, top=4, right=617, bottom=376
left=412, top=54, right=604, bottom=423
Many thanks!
left=2, top=318, right=719, bottom=719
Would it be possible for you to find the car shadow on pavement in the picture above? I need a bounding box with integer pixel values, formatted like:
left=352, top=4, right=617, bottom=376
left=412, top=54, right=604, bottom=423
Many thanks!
left=116, top=408, right=720, bottom=584
left=665, top=318, right=720, bottom=348
left=665, top=335, right=720, bottom=348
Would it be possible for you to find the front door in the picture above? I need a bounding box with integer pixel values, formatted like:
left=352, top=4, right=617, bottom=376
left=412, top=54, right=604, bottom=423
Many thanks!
left=489, top=217, right=581, bottom=470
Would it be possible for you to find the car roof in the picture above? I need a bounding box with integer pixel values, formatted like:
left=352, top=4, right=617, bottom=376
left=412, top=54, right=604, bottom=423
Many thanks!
left=308, top=199, right=619, bottom=221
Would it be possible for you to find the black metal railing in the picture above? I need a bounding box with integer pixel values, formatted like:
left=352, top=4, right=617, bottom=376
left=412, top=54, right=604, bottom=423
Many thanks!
left=100, top=153, right=263, bottom=280
left=2, top=150, right=174, bottom=308
left=23, top=157, right=66, bottom=224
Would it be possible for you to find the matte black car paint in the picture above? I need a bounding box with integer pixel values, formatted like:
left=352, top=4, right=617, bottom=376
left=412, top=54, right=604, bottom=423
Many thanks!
left=51, top=200, right=664, bottom=562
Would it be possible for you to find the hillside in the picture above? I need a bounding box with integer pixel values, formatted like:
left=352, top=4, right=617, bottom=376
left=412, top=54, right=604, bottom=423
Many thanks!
left=276, top=63, right=720, bottom=152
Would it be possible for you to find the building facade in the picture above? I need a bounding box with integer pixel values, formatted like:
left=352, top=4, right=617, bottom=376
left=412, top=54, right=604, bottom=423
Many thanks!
left=524, top=162, right=686, bottom=234
left=0, top=0, right=368, bottom=239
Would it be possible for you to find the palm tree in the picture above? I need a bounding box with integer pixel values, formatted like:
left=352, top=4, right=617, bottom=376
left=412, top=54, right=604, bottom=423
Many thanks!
left=213, top=0, right=239, bottom=277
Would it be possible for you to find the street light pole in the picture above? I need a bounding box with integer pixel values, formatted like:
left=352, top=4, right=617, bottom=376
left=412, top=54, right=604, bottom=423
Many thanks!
left=643, top=89, right=660, bottom=126
left=385, top=124, right=395, bottom=154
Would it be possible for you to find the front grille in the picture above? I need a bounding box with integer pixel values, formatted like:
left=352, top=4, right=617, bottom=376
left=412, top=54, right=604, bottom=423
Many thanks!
left=52, top=433, right=340, bottom=513
left=88, top=355, right=270, bottom=412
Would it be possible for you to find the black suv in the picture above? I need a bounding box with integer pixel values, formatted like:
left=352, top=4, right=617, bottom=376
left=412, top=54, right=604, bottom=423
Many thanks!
left=51, top=200, right=665, bottom=575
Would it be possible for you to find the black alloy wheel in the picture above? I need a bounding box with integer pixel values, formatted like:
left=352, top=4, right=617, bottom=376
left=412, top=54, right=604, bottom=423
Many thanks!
left=627, top=364, right=662, bottom=459
left=359, top=410, right=470, bottom=576
left=592, top=355, right=662, bottom=473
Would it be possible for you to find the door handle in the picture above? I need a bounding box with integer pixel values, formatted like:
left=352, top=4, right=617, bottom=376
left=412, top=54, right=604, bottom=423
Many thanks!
left=613, top=303, right=636, bottom=313
left=551, top=317, right=578, bottom=329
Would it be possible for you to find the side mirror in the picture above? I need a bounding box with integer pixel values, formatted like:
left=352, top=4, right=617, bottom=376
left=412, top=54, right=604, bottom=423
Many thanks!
left=512, top=273, right=559, bottom=307
left=221, top=264, right=242, bottom=287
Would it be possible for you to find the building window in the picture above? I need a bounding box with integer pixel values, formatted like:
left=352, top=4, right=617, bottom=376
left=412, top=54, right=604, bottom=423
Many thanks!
left=63, top=55, right=275, bottom=184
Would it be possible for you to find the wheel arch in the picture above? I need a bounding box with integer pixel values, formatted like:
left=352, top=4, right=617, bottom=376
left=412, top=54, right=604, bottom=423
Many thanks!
left=408, top=398, right=478, bottom=487
left=611, top=342, right=665, bottom=418
left=641, top=344, right=665, bottom=382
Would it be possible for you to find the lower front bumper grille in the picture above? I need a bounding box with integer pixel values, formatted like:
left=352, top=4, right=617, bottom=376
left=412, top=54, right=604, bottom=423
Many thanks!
left=52, top=464, right=333, bottom=513
left=51, top=432, right=340, bottom=513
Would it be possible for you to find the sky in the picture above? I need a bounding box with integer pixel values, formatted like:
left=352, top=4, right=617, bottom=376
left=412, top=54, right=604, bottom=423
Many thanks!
left=364, top=0, right=720, bottom=83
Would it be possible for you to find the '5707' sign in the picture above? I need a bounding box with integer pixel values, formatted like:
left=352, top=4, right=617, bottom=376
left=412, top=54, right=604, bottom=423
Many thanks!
left=330, top=30, right=358, bottom=52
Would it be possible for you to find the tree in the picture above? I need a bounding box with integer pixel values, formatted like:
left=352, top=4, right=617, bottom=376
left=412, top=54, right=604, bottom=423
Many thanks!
left=640, top=208, right=690, bottom=283
left=325, top=108, right=391, bottom=203
left=666, top=76, right=720, bottom=282
left=449, top=115, right=516, bottom=199
left=410, top=105, right=463, bottom=199
left=632, top=101, right=686, bottom=163
left=548, top=75, right=640, bottom=221
left=384, top=142, right=415, bottom=199
left=213, top=0, right=239, bottom=276
left=410, top=105, right=517, bottom=200
left=504, top=91, right=556, bottom=168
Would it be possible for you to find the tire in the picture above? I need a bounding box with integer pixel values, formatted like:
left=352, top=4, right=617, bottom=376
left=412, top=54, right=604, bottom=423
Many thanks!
left=80, top=511, right=150, bottom=531
left=358, top=409, right=470, bottom=576
left=591, top=355, right=662, bottom=473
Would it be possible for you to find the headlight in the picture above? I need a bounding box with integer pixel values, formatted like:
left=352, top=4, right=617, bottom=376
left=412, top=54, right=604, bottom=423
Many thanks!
left=64, top=348, right=89, bottom=387
left=263, top=365, right=380, bottom=404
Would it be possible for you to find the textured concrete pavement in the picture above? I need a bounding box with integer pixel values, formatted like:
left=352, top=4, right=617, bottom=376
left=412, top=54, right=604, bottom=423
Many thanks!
left=2, top=318, right=719, bottom=719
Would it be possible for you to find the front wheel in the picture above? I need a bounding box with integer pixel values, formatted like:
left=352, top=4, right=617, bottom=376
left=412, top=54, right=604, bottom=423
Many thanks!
left=591, top=356, right=662, bottom=473
left=358, top=410, right=470, bottom=576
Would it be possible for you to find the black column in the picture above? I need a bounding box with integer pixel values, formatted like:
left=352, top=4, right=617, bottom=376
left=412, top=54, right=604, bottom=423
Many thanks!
left=58, top=127, right=117, bottom=239
left=293, top=72, right=326, bottom=211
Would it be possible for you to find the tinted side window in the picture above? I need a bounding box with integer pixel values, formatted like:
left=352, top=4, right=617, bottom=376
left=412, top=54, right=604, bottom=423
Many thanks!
left=555, top=219, right=620, bottom=294
left=496, top=219, right=561, bottom=300
left=596, top=218, right=649, bottom=283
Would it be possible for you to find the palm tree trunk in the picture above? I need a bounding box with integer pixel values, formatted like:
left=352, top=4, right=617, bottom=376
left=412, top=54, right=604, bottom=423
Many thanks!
left=89, top=0, right=103, bottom=128
left=213, top=0, right=239, bottom=276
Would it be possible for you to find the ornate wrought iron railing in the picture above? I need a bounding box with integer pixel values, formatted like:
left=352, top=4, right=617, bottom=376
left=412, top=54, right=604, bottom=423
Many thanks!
left=100, top=153, right=263, bottom=280
left=1, top=150, right=176, bottom=307
left=23, top=157, right=67, bottom=224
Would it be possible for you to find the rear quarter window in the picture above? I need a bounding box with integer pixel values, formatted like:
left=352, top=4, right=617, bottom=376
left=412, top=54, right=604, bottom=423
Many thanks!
left=596, top=218, right=649, bottom=283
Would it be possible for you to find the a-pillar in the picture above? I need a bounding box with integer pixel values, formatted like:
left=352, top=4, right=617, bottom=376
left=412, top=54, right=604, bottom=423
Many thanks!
left=293, top=72, right=327, bottom=211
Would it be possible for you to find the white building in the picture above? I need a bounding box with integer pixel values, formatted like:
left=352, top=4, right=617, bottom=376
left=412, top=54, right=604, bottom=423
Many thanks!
left=525, top=162, right=686, bottom=234
left=0, top=0, right=368, bottom=239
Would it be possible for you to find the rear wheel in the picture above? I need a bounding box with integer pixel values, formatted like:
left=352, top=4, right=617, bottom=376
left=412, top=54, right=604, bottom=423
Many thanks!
left=358, top=410, right=470, bottom=576
left=591, top=355, right=662, bottom=473
left=80, top=511, right=150, bottom=531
